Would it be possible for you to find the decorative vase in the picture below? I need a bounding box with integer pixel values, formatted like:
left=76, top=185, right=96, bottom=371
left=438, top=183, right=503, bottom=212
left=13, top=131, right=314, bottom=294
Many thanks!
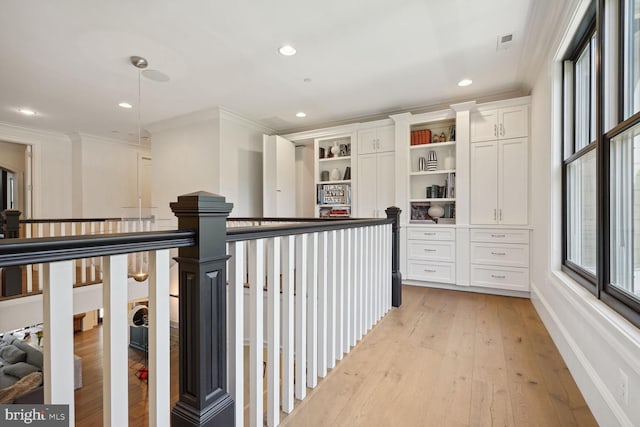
left=321, top=170, right=330, bottom=181
left=444, top=149, right=455, bottom=170
left=428, top=204, right=444, bottom=219
left=426, top=150, right=437, bottom=171
left=330, top=168, right=341, bottom=181
left=331, top=142, right=340, bottom=156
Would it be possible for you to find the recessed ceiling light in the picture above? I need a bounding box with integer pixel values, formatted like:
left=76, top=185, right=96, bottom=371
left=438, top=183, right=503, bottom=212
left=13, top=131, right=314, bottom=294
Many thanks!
left=458, top=79, right=473, bottom=87
left=119, top=102, right=133, bottom=109
left=18, top=108, right=36, bottom=116
left=296, top=112, right=307, bottom=118
left=279, top=45, right=297, bottom=56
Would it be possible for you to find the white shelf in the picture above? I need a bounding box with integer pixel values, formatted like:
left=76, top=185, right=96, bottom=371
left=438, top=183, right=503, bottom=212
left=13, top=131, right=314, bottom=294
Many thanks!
left=319, top=156, right=351, bottom=162
left=410, top=198, right=456, bottom=203
left=410, top=141, right=456, bottom=150
left=317, top=180, right=351, bottom=185
left=410, top=169, right=456, bottom=176
left=318, top=204, right=351, bottom=207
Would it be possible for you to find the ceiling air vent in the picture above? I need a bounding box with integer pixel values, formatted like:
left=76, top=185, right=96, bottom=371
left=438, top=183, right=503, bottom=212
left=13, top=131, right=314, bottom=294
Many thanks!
left=497, top=33, right=513, bottom=50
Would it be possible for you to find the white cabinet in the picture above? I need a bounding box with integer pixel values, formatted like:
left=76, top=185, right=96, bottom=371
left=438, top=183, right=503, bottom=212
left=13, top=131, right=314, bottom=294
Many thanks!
left=263, top=135, right=296, bottom=216
left=406, top=226, right=455, bottom=284
left=357, top=151, right=394, bottom=218
left=470, top=228, right=529, bottom=292
left=470, top=105, right=528, bottom=142
left=470, top=138, right=528, bottom=225
left=358, top=125, right=395, bottom=154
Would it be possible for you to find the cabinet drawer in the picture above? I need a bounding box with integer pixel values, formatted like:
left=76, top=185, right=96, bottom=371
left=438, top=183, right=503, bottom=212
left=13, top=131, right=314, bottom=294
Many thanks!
left=408, top=240, right=455, bottom=262
left=470, top=265, right=529, bottom=292
left=407, top=260, right=455, bottom=284
left=470, top=243, right=529, bottom=268
left=408, top=227, right=455, bottom=241
left=470, top=228, right=529, bottom=244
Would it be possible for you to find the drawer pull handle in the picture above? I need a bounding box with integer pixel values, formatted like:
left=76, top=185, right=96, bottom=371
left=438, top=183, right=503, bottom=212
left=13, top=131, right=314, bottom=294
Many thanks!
left=423, top=232, right=436, bottom=236
left=424, top=248, right=436, bottom=252
left=424, top=269, right=437, bottom=273
left=491, top=252, right=506, bottom=256
left=491, top=234, right=506, bottom=238
left=491, top=274, right=506, bottom=279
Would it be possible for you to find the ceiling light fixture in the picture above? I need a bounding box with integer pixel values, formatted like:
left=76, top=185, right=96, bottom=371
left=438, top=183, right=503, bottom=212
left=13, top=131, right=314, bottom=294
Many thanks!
left=18, top=108, right=36, bottom=116
left=296, top=112, right=307, bottom=118
left=119, top=102, right=133, bottom=109
left=279, top=45, right=297, bottom=56
left=458, top=79, right=473, bottom=87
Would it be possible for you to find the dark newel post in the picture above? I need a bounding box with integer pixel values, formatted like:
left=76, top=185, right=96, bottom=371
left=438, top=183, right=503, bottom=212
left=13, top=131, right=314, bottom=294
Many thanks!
left=385, top=206, right=402, bottom=307
left=170, top=192, right=235, bottom=427
left=1, top=210, right=22, bottom=296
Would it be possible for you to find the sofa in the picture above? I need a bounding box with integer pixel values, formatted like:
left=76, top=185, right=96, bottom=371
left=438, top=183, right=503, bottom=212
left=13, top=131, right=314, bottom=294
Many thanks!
left=0, top=335, right=44, bottom=404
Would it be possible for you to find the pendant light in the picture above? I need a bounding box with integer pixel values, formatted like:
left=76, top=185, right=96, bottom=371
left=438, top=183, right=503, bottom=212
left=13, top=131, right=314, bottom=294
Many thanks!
left=129, top=55, right=149, bottom=283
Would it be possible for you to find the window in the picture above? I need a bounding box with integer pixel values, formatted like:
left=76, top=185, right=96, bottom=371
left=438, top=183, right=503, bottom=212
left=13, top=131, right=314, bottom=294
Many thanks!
left=623, top=0, right=640, bottom=119
left=562, top=0, right=640, bottom=326
left=563, top=16, right=597, bottom=285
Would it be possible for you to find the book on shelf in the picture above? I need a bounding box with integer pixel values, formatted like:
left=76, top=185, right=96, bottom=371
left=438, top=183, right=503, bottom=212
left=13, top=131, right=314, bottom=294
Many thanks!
left=319, top=206, right=351, bottom=218
left=410, top=129, right=431, bottom=145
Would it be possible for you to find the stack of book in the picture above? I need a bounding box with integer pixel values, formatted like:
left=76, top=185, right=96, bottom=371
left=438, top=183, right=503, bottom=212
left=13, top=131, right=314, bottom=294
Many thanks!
left=410, top=129, right=431, bottom=145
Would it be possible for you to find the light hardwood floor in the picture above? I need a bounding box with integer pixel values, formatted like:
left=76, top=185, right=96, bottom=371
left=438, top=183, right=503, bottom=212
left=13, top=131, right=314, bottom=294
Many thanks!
left=72, top=285, right=597, bottom=426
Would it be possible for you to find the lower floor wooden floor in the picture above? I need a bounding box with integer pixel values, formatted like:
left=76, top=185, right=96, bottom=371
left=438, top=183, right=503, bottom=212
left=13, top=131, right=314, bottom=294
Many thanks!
left=73, top=285, right=598, bottom=426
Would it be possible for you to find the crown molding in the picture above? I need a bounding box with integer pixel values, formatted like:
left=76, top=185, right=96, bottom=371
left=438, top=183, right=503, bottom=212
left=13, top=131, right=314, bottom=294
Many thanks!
left=76, top=132, right=151, bottom=150
left=218, top=108, right=275, bottom=134
left=0, top=122, right=70, bottom=145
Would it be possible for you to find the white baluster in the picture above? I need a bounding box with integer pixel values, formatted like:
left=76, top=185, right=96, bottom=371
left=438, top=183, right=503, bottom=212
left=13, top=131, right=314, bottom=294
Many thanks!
left=102, top=254, right=129, bottom=427
left=336, top=229, right=345, bottom=361
left=36, top=223, right=44, bottom=292
left=90, top=222, right=97, bottom=282
left=248, top=239, right=264, bottom=427
left=295, top=234, right=307, bottom=400
left=327, top=230, right=337, bottom=369
left=281, top=236, right=295, bottom=413
left=345, top=228, right=352, bottom=352
left=317, top=231, right=328, bottom=378
left=148, top=249, right=170, bottom=427
left=228, top=241, right=245, bottom=427
left=25, top=224, right=33, bottom=293
left=375, top=226, right=381, bottom=322
left=266, top=237, right=281, bottom=427
left=80, top=223, right=87, bottom=284
left=42, top=260, right=75, bottom=426
left=359, top=227, right=366, bottom=339
left=307, top=232, right=318, bottom=388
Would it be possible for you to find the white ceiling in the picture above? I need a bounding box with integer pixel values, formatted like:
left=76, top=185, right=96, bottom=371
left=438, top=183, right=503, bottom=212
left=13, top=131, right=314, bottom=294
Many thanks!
left=0, top=0, right=555, bottom=140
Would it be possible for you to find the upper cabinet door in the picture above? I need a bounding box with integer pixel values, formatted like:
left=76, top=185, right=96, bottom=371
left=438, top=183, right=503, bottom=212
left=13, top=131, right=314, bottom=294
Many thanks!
left=499, top=106, right=528, bottom=139
left=470, top=110, right=498, bottom=142
left=376, top=126, right=395, bottom=152
left=358, top=128, right=378, bottom=155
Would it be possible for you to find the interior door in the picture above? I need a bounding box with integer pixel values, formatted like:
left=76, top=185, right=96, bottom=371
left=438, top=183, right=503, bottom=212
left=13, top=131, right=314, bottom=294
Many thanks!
left=470, top=141, right=498, bottom=224
left=263, top=135, right=296, bottom=217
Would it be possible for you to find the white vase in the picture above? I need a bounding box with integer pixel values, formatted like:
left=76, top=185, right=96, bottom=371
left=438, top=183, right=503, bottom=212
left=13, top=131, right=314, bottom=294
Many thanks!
left=444, top=149, right=455, bottom=170
left=428, top=204, right=444, bottom=219
left=330, top=168, right=341, bottom=181
left=331, top=142, right=340, bottom=156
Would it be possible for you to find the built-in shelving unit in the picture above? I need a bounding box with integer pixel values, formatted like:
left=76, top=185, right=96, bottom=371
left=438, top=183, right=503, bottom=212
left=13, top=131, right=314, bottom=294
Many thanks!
left=409, top=118, right=457, bottom=224
left=315, top=135, right=353, bottom=217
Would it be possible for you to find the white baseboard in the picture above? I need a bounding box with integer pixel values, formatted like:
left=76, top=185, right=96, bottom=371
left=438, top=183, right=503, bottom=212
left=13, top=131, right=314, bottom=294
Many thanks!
left=531, top=278, right=635, bottom=427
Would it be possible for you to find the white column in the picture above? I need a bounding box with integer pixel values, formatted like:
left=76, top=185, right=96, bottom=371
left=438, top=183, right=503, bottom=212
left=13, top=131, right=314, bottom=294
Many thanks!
left=266, top=237, right=281, bottom=427
left=281, top=236, right=295, bottom=413
left=148, top=249, right=170, bottom=427
left=306, top=232, right=318, bottom=388
left=295, top=234, right=307, bottom=400
left=317, top=231, right=328, bottom=378
left=228, top=241, right=245, bottom=426
left=248, top=239, right=265, bottom=427
left=102, top=254, right=129, bottom=427
left=42, top=260, right=75, bottom=426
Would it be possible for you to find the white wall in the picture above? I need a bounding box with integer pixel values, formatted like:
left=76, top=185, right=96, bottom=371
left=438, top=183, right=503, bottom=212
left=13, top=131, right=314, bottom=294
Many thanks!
left=295, top=144, right=315, bottom=217
left=150, top=112, right=221, bottom=228
left=218, top=110, right=269, bottom=217
left=529, top=2, right=640, bottom=425
left=78, top=134, right=150, bottom=218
